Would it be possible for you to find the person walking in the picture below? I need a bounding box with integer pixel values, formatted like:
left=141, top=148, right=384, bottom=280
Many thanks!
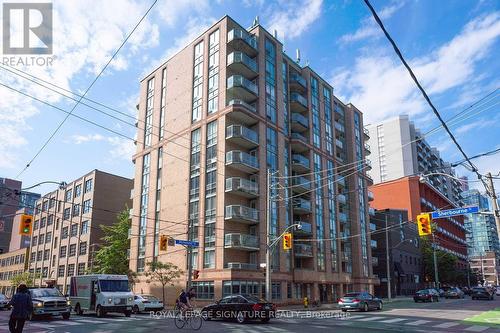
left=8, top=284, right=33, bottom=333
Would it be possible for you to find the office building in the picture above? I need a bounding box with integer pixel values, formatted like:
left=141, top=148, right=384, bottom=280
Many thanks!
left=28, top=170, right=133, bottom=292
left=469, top=251, right=499, bottom=286
left=129, top=15, right=376, bottom=305
left=366, top=115, right=463, bottom=205
left=0, top=248, right=29, bottom=297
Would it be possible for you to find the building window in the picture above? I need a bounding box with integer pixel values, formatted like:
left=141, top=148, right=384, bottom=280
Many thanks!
left=203, top=249, right=215, bottom=269
left=81, top=221, right=89, bottom=235
left=39, top=234, right=44, bottom=244
left=43, top=250, right=50, bottom=261
left=62, top=226, right=68, bottom=239
left=74, top=184, right=82, bottom=197
left=137, top=153, right=151, bottom=272
left=67, top=264, right=75, bottom=277
left=311, top=77, right=321, bottom=148
left=327, top=159, right=337, bottom=271
left=272, top=282, right=281, bottom=300
left=53, top=237, right=58, bottom=249
left=70, top=224, right=78, bottom=237
left=79, top=242, right=87, bottom=255
left=265, top=38, right=276, bottom=123
left=63, top=208, right=70, bottom=220
left=222, top=280, right=262, bottom=297
left=84, top=179, right=93, bottom=193
left=159, top=68, right=167, bottom=139
left=69, top=244, right=76, bottom=257
left=144, top=77, right=155, bottom=147
left=32, top=236, right=37, bottom=246
left=40, top=217, right=46, bottom=228
left=72, top=204, right=80, bottom=217
left=49, top=198, right=55, bottom=209
left=191, top=281, right=214, bottom=299
left=207, top=29, right=219, bottom=114
left=77, top=263, right=86, bottom=275
left=33, top=220, right=39, bottom=230
left=36, top=251, right=42, bottom=261
left=60, top=246, right=67, bottom=258
left=58, top=265, right=65, bottom=277
left=192, top=41, right=204, bottom=122
left=46, top=231, right=52, bottom=243
left=47, top=215, right=54, bottom=226
left=65, top=189, right=72, bottom=202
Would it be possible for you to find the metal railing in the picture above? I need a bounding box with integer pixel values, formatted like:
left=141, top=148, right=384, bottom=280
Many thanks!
left=227, top=75, right=258, bottom=95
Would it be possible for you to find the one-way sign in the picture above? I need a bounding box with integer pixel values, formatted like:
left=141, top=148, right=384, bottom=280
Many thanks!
left=174, top=239, right=199, bottom=247
left=431, top=206, right=479, bottom=219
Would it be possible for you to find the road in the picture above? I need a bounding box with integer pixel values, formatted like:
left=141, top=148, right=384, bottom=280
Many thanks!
left=0, top=297, right=499, bottom=332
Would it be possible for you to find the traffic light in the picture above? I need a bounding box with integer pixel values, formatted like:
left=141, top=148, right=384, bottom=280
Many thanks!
left=417, top=213, right=432, bottom=236
left=19, top=214, right=33, bottom=236
left=193, top=269, right=199, bottom=280
left=283, top=233, right=292, bottom=250
left=159, top=235, right=168, bottom=251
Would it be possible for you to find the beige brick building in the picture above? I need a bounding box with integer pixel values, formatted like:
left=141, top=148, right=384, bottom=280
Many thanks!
left=28, top=170, right=132, bottom=293
left=130, top=16, right=377, bottom=305
left=0, top=248, right=29, bottom=297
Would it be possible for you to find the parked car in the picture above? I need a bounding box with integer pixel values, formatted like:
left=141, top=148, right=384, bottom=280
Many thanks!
left=460, top=287, right=472, bottom=296
left=445, top=287, right=465, bottom=299
left=28, top=287, right=71, bottom=320
left=413, top=289, right=439, bottom=303
left=437, top=288, right=446, bottom=297
left=471, top=287, right=494, bottom=300
left=202, top=294, right=276, bottom=323
left=338, top=292, right=383, bottom=312
left=132, top=294, right=164, bottom=313
left=0, top=293, right=11, bottom=310
left=496, top=288, right=500, bottom=296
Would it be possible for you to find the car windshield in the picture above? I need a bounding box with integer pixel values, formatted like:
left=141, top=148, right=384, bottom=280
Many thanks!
left=30, top=288, right=63, bottom=298
left=416, top=290, right=428, bottom=294
left=142, top=295, right=159, bottom=301
left=344, top=293, right=360, bottom=297
left=99, top=280, right=130, bottom=292
left=242, top=295, right=267, bottom=303
left=473, top=288, right=485, bottom=292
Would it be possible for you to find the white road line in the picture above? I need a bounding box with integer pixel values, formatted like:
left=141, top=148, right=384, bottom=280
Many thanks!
left=464, top=326, right=490, bottom=332
left=433, top=322, right=460, bottom=328
left=25, top=323, right=58, bottom=329
left=380, top=318, right=407, bottom=323
left=73, top=319, right=108, bottom=324
left=50, top=321, right=82, bottom=326
left=405, top=320, right=431, bottom=326
left=356, top=316, right=385, bottom=321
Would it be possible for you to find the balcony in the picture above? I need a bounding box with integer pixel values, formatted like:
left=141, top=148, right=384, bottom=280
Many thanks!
left=227, top=52, right=258, bottom=79
left=290, top=132, right=309, bottom=153
left=227, top=29, right=258, bottom=57
left=335, top=121, right=345, bottom=133
left=226, top=150, right=259, bottom=173
left=335, top=138, right=344, bottom=150
left=337, top=177, right=346, bottom=188
left=291, top=176, right=312, bottom=193
left=225, top=177, right=258, bottom=198
left=290, top=93, right=308, bottom=113
left=224, top=233, right=259, bottom=251
left=225, top=205, right=259, bottom=224
left=368, top=191, right=374, bottom=201
left=227, top=99, right=258, bottom=126
left=289, top=72, right=307, bottom=93
left=338, top=212, right=348, bottom=224
left=337, top=193, right=347, bottom=204
left=363, top=127, right=370, bottom=139
left=294, top=243, right=313, bottom=258
left=226, top=262, right=259, bottom=270
left=341, top=252, right=350, bottom=261
left=369, top=207, right=376, bottom=216
left=364, top=143, right=371, bottom=155
left=227, top=75, right=258, bottom=103
left=292, top=154, right=310, bottom=172
left=365, top=159, right=372, bottom=170
left=291, top=113, right=309, bottom=132
left=294, top=221, right=312, bottom=236
left=293, top=198, right=312, bottom=214
left=226, top=125, right=259, bottom=148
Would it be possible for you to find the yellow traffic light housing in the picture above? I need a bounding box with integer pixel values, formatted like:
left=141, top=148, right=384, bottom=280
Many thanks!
left=417, top=213, right=432, bottom=236
left=159, top=235, right=168, bottom=251
left=283, top=233, right=292, bottom=250
left=19, top=214, right=33, bottom=236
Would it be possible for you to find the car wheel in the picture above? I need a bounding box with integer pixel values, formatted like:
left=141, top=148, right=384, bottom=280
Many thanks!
left=62, top=312, right=70, bottom=320
left=132, top=305, right=140, bottom=314
left=377, top=302, right=383, bottom=311
left=236, top=311, right=245, bottom=324
left=124, top=310, right=132, bottom=317
left=363, top=303, right=369, bottom=312
left=75, top=304, right=83, bottom=315
left=96, top=305, right=105, bottom=318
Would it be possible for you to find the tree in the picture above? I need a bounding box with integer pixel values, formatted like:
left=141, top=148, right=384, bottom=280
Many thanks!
left=143, top=261, right=183, bottom=305
left=10, top=272, right=41, bottom=287
left=92, top=208, right=136, bottom=285
left=421, top=238, right=464, bottom=285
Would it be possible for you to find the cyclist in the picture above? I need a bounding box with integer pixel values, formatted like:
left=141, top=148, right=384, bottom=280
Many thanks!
left=177, top=287, right=196, bottom=313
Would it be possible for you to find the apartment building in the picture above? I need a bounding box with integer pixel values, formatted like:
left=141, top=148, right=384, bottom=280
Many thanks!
left=366, top=115, right=463, bottom=205
left=129, top=16, right=376, bottom=305
left=0, top=248, right=28, bottom=297
left=28, top=170, right=132, bottom=293
left=370, top=176, right=467, bottom=266
left=469, top=251, right=499, bottom=286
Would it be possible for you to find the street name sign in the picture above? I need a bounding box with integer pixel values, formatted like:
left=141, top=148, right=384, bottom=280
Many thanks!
left=431, top=206, right=479, bottom=219
left=174, top=239, right=199, bottom=247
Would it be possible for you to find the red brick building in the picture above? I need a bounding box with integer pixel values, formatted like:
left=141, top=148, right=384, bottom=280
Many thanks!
left=369, top=176, right=467, bottom=267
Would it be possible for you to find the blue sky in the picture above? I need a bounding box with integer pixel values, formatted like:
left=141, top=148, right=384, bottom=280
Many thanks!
left=0, top=0, right=499, bottom=195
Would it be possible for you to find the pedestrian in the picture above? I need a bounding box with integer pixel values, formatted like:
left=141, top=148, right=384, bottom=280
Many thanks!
left=8, top=284, right=33, bottom=333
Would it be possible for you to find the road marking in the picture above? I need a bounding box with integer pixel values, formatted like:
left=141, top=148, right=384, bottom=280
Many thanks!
left=405, top=320, right=431, bottom=326
left=464, top=326, right=490, bottom=332
left=74, top=319, right=108, bottom=324
left=356, top=316, right=385, bottom=321
left=50, top=321, right=82, bottom=326
left=433, top=322, right=460, bottom=328
left=379, top=318, right=406, bottom=323
left=25, top=323, right=58, bottom=329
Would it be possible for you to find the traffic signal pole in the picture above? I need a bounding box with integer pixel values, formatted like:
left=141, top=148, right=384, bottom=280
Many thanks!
left=432, top=233, right=439, bottom=289
left=187, top=246, right=193, bottom=289
left=385, top=212, right=392, bottom=300
left=265, top=169, right=272, bottom=301
left=486, top=173, right=500, bottom=247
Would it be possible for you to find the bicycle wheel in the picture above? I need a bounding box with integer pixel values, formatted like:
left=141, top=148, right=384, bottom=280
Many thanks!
left=174, top=312, right=186, bottom=329
left=189, top=315, right=203, bottom=331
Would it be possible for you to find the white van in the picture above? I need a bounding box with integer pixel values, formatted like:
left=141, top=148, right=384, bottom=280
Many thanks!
left=69, top=274, right=134, bottom=317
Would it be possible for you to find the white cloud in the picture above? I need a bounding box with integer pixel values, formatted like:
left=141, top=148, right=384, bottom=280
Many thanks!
left=339, top=1, right=405, bottom=44
left=69, top=134, right=134, bottom=160
left=156, top=0, right=209, bottom=27
left=71, top=134, right=106, bottom=144
left=455, top=117, right=498, bottom=135
left=333, top=11, right=500, bottom=124
left=267, top=0, right=323, bottom=40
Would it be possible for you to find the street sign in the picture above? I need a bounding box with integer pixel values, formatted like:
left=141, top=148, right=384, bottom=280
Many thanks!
left=431, top=206, right=479, bottom=219
left=174, top=239, right=199, bottom=247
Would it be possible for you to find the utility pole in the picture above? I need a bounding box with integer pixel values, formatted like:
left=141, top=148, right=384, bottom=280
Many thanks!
left=385, top=212, right=391, bottom=300
left=265, top=169, right=272, bottom=301
left=480, top=252, right=485, bottom=285
left=432, top=233, right=439, bottom=289
left=486, top=172, right=500, bottom=245
left=186, top=246, right=193, bottom=289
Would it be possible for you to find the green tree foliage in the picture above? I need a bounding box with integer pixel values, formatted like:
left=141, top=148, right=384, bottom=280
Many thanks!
left=10, top=271, right=40, bottom=287
left=144, top=261, right=183, bottom=305
left=421, top=238, right=469, bottom=285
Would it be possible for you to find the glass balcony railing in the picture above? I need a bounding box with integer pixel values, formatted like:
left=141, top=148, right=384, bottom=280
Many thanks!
left=227, top=52, right=257, bottom=72
left=225, top=205, right=259, bottom=223
left=227, top=99, right=257, bottom=113
left=291, top=132, right=308, bottom=143
left=363, top=127, right=370, bottom=138
left=290, top=92, right=308, bottom=108
left=295, top=221, right=312, bottom=235
left=227, top=75, right=258, bottom=95
left=335, top=138, right=344, bottom=149
left=226, top=125, right=259, bottom=146
left=292, top=176, right=312, bottom=190
left=368, top=191, right=374, bottom=201
left=291, top=113, right=309, bottom=129
left=226, top=262, right=259, bottom=270
left=226, top=150, right=259, bottom=171
left=225, top=177, right=258, bottom=196
left=227, top=29, right=258, bottom=50
left=293, top=198, right=312, bottom=212
left=335, top=121, right=345, bottom=133
left=294, top=243, right=313, bottom=257
left=337, top=193, right=347, bottom=204
left=224, top=233, right=259, bottom=250
left=338, top=212, right=348, bottom=223
left=369, top=207, right=376, bottom=216
left=289, top=72, right=307, bottom=88
left=292, top=154, right=310, bottom=169
left=337, top=177, right=346, bottom=188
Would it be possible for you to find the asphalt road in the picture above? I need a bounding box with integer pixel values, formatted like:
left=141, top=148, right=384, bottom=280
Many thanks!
left=0, top=296, right=499, bottom=333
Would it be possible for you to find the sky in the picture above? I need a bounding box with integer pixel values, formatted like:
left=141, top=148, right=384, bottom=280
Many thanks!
left=0, top=0, right=499, bottom=197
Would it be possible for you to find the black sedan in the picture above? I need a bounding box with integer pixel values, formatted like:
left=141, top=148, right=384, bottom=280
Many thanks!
left=471, top=287, right=494, bottom=300
left=414, top=289, right=439, bottom=302
left=202, top=294, right=276, bottom=324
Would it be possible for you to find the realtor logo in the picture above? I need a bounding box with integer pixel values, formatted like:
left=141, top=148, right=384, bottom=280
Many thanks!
left=2, top=2, right=53, bottom=54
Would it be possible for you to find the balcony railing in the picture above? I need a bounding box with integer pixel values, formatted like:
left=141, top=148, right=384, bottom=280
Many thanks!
left=368, top=191, right=374, bottom=201
left=335, top=121, right=345, bottom=133
left=294, top=221, right=312, bottom=236
left=226, top=125, right=259, bottom=148
left=335, top=138, right=344, bottom=150
left=337, top=193, right=347, bottom=204
left=228, top=51, right=257, bottom=71
left=225, top=177, right=258, bottom=197
left=224, top=233, right=259, bottom=251
left=226, top=150, right=259, bottom=173
left=292, top=154, right=310, bottom=171
left=369, top=207, right=376, bottom=216
left=289, top=73, right=307, bottom=89
left=291, top=132, right=308, bottom=143
left=227, top=75, right=258, bottom=95
left=227, top=29, right=258, bottom=55
left=364, top=143, right=371, bottom=155
left=293, top=198, right=312, bottom=213
left=292, top=176, right=312, bottom=193
left=290, top=92, right=308, bottom=109
left=226, top=262, right=259, bottom=270
left=227, top=99, right=257, bottom=113
left=363, top=127, right=370, bottom=138
left=338, top=212, right=348, bottom=223
left=294, top=243, right=313, bottom=257
left=291, top=113, right=309, bottom=131
left=225, top=205, right=259, bottom=224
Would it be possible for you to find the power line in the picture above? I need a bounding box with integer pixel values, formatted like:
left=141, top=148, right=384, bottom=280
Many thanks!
left=452, top=147, right=500, bottom=167
left=15, top=0, right=159, bottom=179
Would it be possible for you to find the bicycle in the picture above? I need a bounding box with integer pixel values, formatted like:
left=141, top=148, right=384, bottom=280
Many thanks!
left=174, top=307, right=203, bottom=330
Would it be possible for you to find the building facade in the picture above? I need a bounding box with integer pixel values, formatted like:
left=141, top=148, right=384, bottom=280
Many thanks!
left=9, top=208, right=31, bottom=252
left=0, top=248, right=29, bottom=297
left=370, top=176, right=467, bottom=266
left=28, top=170, right=132, bottom=293
left=129, top=16, right=376, bottom=305
left=370, top=209, right=422, bottom=298
left=366, top=115, right=463, bottom=205
left=469, top=251, right=499, bottom=286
